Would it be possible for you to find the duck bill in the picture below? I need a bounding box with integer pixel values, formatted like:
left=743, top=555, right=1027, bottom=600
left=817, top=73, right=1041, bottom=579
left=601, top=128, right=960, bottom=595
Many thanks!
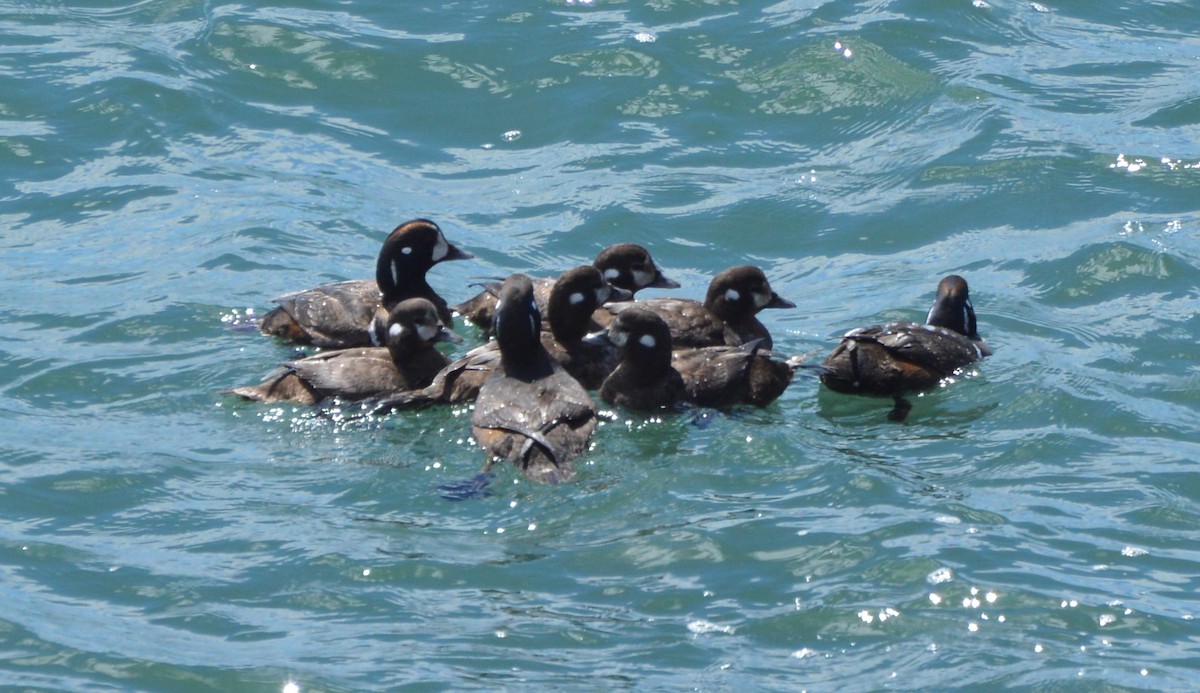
left=441, top=242, right=475, bottom=262
left=647, top=267, right=681, bottom=289
left=763, top=292, right=796, bottom=309
left=436, top=326, right=464, bottom=344
left=605, top=285, right=634, bottom=303
left=582, top=329, right=613, bottom=346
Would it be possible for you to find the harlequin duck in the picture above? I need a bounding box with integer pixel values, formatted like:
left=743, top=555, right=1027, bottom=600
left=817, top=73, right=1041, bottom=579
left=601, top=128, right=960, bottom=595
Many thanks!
left=470, top=274, right=598, bottom=485
left=591, top=308, right=797, bottom=410
left=259, top=219, right=473, bottom=348
left=453, top=243, right=678, bottom=332
left=588, top=308, right=687, bottom=410
left=817, top=275, right=991, bottom=421
left=541, top=265, right=629, bottom=389
left=371, top=265, right=627, bottom=412
left=227, top=298, right=461, bottom=405
left=603, top=265, right=794, bottom=350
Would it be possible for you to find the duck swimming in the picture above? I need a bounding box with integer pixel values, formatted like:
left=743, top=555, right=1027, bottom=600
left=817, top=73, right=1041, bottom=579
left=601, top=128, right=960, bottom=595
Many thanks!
left=602, top=264, right=794, bottom=350
left=816, top=274, right=991, bottom=421
left=590, top=308, right=797, bottom=411
left=227, top=298, right=460, bottom=405
left=469, top=274, right=598, bottom=484
left=259, top=219, right=473, bottom=348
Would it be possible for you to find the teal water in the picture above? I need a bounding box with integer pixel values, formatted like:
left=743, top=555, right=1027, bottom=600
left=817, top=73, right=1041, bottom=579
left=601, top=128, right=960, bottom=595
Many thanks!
left=3, top=0, right=1199, bottom=690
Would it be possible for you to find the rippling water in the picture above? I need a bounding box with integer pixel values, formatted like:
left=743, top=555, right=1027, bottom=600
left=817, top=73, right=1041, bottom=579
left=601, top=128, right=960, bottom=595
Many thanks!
left=3, top=0, right=1199, bottom=690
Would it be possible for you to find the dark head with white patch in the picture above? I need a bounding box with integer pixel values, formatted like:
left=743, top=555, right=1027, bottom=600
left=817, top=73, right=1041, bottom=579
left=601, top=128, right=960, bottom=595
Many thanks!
left=925, top=275, right=978, bottom=339
left=608, top=307, right=673, bottom=376
left=706, top=265, right=795, bottom=322
left=383, top=297, right=461, bottom=360
left=548, top=266, right=631, bottom=345
left=594, top=243, right=680, bottom=293
left=375, top=219, right=474, bottom=299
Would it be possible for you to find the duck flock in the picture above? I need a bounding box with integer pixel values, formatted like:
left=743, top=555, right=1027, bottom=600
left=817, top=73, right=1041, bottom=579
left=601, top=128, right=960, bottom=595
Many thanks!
left=227, top=219, right=991, bottom=486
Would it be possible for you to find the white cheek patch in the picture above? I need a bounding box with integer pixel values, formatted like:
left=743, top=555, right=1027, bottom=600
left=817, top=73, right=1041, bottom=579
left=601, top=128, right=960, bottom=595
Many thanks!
left=431, top=234, right=449, bottom=262
left=603, top=268, right=621, bottom=281
left=401, top=246, right=413, bottom=255
left=632, top=268, right=653, bottom=287
left=753, top=290, right=771, bottom=308
left=594, top=287, right=608, bottom=302
left=725, top=288, right=741, bottom=303
left=569, top=292, right=585, bottom=305
left=638, top=334, right=656, bottom=349
left=388, top=323, right=405, bottom=340
left=610, top=331, right=628, bottom=348
left=417, top=323, right=440, bottom=341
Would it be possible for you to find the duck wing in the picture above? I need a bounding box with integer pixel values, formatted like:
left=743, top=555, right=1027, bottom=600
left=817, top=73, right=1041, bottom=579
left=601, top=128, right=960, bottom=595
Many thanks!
left=260, top=279, right=381, bottom=348
left=471, top=366, right=597, bottom=484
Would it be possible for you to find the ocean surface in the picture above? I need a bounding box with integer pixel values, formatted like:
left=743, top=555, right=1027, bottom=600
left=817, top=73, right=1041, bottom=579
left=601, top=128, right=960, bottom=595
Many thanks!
left=3, top=0, right=1199, bottom=690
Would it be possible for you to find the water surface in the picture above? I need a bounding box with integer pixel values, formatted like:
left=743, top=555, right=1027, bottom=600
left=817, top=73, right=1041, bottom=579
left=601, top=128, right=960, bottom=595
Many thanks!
left=3, top=0, right=1199, bottom=690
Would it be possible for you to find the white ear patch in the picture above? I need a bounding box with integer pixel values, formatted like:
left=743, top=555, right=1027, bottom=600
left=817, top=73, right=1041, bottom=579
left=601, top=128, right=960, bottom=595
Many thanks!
left=638, top=334, right=657, bottom=348
left=725, top=288, right=741, bottom=302
left=603, top=268, right=621, bottom=281
left=401, top=246, right=413, bottom=255
left=388, top=323, right=405, bottom=339
left=569, top=292, right=585, bottom=305
left=432, top=234, right=449, bottom=262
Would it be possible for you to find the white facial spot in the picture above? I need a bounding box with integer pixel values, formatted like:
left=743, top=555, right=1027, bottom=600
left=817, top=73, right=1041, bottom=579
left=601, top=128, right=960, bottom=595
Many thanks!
left=753, top=291, right=771, bottom=308
left=610, top=331, right=628, bottom=348
left=401, top=246, right=413, bottom=255
left=388, top=323, right=405, bottom=339
left=569, top=292, right=585, bottom=305
left=725, top=288, right=741, bottom=303
left=603, top=268, right=620, bottom=281
left=594, top=287, right=608, bottom=302
left=417, top=322, right=440, bottom=341
left=431, top=234, right=450, bottom=262
left=632, top=268, right=654, bottom=288
left=638, top=334, right=657, bottom=349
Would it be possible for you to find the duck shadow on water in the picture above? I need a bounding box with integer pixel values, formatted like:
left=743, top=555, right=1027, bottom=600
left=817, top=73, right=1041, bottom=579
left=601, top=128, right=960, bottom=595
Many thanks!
left=812, top=381, right=998, bottom=428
